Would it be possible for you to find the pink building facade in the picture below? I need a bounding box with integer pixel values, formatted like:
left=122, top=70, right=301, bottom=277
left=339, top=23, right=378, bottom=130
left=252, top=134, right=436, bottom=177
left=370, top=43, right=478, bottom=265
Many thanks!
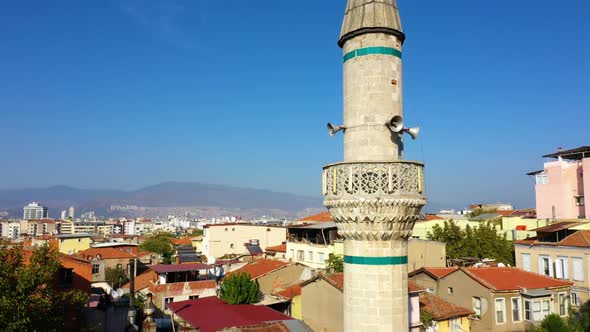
left=530, top=147, right=590, bottom=220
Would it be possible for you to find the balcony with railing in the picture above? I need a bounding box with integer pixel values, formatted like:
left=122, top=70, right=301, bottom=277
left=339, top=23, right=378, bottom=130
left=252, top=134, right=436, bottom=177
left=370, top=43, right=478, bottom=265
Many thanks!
left=322, top=161, right=424, bottom=201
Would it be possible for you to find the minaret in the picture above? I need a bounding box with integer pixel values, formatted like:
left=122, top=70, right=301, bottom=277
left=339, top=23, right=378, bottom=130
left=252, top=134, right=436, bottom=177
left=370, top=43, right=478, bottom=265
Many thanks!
left=323, top=1, right=426, bottom=331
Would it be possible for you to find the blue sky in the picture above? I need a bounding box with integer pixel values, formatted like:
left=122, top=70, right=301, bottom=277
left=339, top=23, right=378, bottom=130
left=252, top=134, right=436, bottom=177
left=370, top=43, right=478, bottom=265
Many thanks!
left=1, top=0, right=589, bottom=210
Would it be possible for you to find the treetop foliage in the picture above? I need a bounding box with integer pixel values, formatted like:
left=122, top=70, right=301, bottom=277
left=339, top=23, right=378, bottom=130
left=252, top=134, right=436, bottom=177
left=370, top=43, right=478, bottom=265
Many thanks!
left=428, top=220, right=514, bottom=265
left=218, top=272, right=260, bottom=305
left=0, top=243, right=88, bottom=331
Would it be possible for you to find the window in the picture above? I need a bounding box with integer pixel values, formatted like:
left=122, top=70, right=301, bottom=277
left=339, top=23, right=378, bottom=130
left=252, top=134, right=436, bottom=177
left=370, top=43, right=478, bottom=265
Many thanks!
left=297, top=250, right=304, bottom=261
left=318, top=252, right=325, bottom=263
left=555, top=257, right=568, bottom=279
left=542, top=300, right=550, bottom=318
left=290, top=249, right=294, bottom=259
left=449, top=318, right=460, bottom=332
left=576, top=196, right=585, bottom=206
left=448, top=287, right=454, bottom=294
left=225, top=228, right=228, bottom=231
left=495, top=298, right=506, bottom=324
left=521, top=253, right=531, bottom=271
left=533, top=301, right=542, bottom=321
left=472, top=297, right=482, bottom=316
left=572, top=293, right=580, bottom=306
left=539, top=256, right=552, bottom=276
left=559, top=293, right=568, bottom=316
left=525, top=300, right=532, bottom=321
left=232, top=228, right=235, bottom=231
left=536, top=173, right=549, bottom=185
left=230, top=243, right=234, bottom=249
left=92, top=264, right=100, bottom=274
left=164, top=297, right=174, bottom=307
left=189, top=295, right=199, bottom=300
left=512, top=297, right=522, bottom=322
left=307, top=251, right=313, bottom=262
left=573, top=257, right=584, bottom=281
left=116, top=264, right=122, bottom=270
left=59, top=268, right=73, bottom=285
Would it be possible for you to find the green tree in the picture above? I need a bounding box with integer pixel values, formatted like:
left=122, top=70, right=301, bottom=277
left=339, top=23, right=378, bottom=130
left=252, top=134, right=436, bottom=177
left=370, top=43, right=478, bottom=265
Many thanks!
left=539, top=314, right=572, bottom=332
left=428, top=220, right=514, bottom=265
left=105, top=267, right=128, bottom=288
left=568, top=300, right=590, bottom=332
left=218, top=272, right=260, bottom=304
left=140, top=232, right=173, bottom=264
left=0, top=243, right=88, bottom=331
left=326, top=254, right=344, bottom=273
left=420, top=309, right=433, bottom=330
left=428, top=220, right=463, bottom=259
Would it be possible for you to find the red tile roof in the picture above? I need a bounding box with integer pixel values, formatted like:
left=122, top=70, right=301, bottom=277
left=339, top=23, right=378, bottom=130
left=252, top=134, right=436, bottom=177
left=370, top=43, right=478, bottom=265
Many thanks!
left=170, top=237, right=193, bottom=246
left=419, top=292, right=474, bottom=321
left=323, top=273, right=344, bottom=291
left=463, top=267, right=572, bottom=291
left=408, top=281, right=425, bottom=293
left=136, top=251, right=155, bottom=258
left=532, top=221, right=586, bottom=233
left=77, top=247, right=136, bottom=260
left=150, top=263, right=212, bottom=274
left=409, top=267, right=459, bottom=279
left=273, top=284, right=302, bottom=299
left=424, top=215, right=444, bottom=221
left=265, top=244, right=287, bottom=253
left=558, top=231, right=590, bottom=247
left=296, top=212, right=332, bottom=223
left=166, top=297, right=293, bottom=332
left=497, top=210, right=514, bottom=216
left=514, top=230, right=590, bottom=248
left=122, top=269, right=157, bottom=291
left=148, top=280, right=216, bottom=294
left=228, top=259, right=290, bottom=280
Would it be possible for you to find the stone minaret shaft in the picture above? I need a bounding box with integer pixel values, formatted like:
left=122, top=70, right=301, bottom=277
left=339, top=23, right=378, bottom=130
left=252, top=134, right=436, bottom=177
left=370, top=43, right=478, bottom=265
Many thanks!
left=322, top=1, right=426, bottom=331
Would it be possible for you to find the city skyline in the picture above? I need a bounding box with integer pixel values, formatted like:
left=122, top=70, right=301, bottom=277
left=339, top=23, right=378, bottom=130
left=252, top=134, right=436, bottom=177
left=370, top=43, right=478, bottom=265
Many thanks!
left=2, top=0, right=590, bottom=209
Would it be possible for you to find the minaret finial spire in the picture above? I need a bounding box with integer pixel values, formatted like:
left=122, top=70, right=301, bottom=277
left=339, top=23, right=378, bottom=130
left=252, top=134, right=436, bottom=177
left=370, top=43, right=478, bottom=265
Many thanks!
left=339, top=0, right=404, bottom=47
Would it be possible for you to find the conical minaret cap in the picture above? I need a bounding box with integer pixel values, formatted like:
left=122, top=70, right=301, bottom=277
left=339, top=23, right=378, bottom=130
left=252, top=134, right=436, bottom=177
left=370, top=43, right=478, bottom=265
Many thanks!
left=339, top=0, right=404, bottom=48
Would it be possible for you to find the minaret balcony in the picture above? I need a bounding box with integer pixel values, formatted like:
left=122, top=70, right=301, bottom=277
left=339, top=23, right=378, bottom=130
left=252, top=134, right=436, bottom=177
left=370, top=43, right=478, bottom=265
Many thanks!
left=322, top=161, right=424, bottom=201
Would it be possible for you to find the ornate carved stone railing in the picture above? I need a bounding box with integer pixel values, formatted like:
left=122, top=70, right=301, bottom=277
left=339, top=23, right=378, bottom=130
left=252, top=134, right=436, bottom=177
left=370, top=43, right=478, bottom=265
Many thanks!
left=322, top=161, right=426, bottom=240
left=322, top=161, right=424, bottom=200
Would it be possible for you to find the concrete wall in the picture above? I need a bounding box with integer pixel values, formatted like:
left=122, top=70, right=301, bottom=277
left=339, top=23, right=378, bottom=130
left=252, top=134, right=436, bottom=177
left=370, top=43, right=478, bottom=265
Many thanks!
left=59, top=237, right=91, bottom=254
left=60, top=255, right=93, bottom=293
left=408, top=273, right=440, bottom=294
left=291, top=295, right=302, bottom=320
left=515, top=244, right=590, bottom=304
left=408, top=238, right=446, bottom=271
left=536, top=160, right=585, bottom=220
left=257, top=264, right=308, bottom=295
left=437, top=271, right=494, bottom=331
left=286, top=242, right=332, bottom=269
left=202, top=224, right=286, bottom=259
left=301, top=278, right=343, bottom=332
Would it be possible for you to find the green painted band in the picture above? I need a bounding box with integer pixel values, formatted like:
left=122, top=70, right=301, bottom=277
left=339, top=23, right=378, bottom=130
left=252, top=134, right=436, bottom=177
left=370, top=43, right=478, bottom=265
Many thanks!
left=343, top=46, right=402, bottom=63
left=344, top=255, right=408, bottom=265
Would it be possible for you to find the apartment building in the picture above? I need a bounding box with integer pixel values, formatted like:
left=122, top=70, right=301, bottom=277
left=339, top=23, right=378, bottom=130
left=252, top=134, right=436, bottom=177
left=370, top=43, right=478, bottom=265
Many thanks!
left=515, top=221, right=590, bottom=306
left=528, top=146, right=590, bottom=220
left=409, top=267, right=572, bottom=331
left=286, top=222, right=339, bottom=269
left=202, top=223, right=287, bottom=259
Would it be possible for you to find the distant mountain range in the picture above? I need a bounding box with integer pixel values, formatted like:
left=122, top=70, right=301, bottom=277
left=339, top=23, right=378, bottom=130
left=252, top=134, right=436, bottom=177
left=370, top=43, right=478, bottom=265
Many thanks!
left=0, top=182, right=324, bottom=219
